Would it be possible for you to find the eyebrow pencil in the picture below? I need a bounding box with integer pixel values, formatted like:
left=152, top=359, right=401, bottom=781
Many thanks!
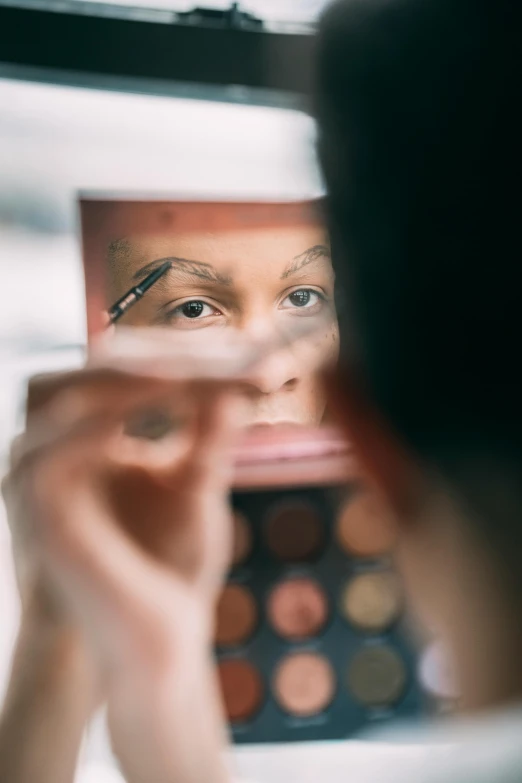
left=108, top=261, right=172, bottom=324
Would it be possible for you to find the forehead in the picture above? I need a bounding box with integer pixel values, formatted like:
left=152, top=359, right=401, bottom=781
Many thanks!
left=122, top=223, right=328, bottom=274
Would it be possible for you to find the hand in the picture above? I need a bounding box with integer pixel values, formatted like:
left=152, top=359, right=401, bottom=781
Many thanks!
left=2, top=330, right=257, bottom=676
left=0, top=327, right=309, bottom=783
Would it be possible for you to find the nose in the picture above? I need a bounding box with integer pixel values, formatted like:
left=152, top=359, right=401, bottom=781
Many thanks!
left=242, top=349, right=299, bottom=396
left=238, top=313, right=302, bottom=395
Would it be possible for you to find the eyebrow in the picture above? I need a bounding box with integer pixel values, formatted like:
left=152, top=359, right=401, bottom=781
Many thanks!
left=132, top=256, right=233, bottom=286
left=281, top=245, right=331, bottom=279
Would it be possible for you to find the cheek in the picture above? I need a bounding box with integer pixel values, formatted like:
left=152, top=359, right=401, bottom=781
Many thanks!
left=328, top=323, right=341, bottom=359
left=304, top=324, right=340, bottom=366
left=299, top=326, right=340, bottom=417
left=293, top=325, right=340, bottom=379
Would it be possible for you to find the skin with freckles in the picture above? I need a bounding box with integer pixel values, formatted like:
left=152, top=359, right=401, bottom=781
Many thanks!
left=107, top=225, right=339, bottom=427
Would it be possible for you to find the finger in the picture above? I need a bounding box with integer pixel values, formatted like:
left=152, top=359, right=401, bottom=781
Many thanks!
left=25, top=341, right=254, bottom=426
left=7, top=433, right=25, bottom=469
left=27, top=368, right=192, bottom=420
left=193, top=388, right=249, bottom=487
left=103, top=317, right=328, bottom=351
left=25, top=369, right=210, bottom=447
left=90, top=328, right=261, bottom=378
left=25, top=369, right=165, bottom=425
left=23, top=422, right=174, bottom=653
left=20, top=373, right=244, bottom=486
left=89, top=318, right=328, bottom=380
left=9, top=410, right=120, bottom=486
left=15, top=378, right=180, bottom=478
left=21, top=413, right=192, bottom=660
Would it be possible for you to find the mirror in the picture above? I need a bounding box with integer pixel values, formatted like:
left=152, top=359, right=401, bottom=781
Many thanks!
left=80, top=197, right=339, bottom=431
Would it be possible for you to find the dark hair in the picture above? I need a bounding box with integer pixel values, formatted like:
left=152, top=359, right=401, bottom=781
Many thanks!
left=315, top=0, right=522, bottom=562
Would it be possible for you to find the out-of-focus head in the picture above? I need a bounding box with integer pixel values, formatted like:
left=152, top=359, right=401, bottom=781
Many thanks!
left=316, top=0, right=522, bottom=683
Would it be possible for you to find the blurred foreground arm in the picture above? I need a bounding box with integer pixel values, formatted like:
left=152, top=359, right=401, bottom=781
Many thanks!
left=0, top=614, right=94, bottom=783
left=1, top=424, right=97, bottom=783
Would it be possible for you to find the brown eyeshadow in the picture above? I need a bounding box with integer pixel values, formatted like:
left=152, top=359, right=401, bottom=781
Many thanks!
left=268, top=578, right=328, bottom=641
left=231, top=511, right=252, bottom=567
left=347, top=646, right=406, bottom=707
left=274, top=653, right=335, bottom=717
left=215, top=584, right=257, bottom=647
left=336, top=490, right=396, bottom=557
left=217, top=659, right=263, bottom=722
left=266, top=502, right=323, bottom=562
left=342, top=571, right=402, bottom=632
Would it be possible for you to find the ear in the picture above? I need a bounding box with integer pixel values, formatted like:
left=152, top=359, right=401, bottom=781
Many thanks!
left=324, top=364, right=422, bottom=518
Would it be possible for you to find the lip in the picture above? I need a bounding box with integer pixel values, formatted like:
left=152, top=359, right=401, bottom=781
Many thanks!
left=232, top=425, right=354, bottom=488
left=248, top=421, right=302, bottom=429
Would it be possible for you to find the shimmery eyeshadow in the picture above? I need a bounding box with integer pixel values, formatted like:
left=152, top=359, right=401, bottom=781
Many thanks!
left=268, top=578, right=328, bottom=641
left=274, top=653, right=335, bottom=717
left=337, top=490, right=396, bottom=557
left=342, top=571, right=402, bottom=632
left=347, top=646, right=406, bottom=707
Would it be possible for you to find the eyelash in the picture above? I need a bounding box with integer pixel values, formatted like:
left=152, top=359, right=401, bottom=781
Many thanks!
left=162, top=300, right=222, bottom=326
left=162, top=288, right=326, bottom=326
left=280, top=288, right=325, bottom=311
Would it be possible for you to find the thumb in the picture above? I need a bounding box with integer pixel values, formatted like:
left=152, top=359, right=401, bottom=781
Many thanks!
left=182, top=387, right=249, bottom=493
left=102, top=311, right=115, bottom=336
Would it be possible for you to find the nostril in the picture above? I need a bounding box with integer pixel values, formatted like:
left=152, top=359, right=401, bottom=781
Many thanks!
left=241, top=375, right=299, bottom=396
left=241, top=353, right=301, bottom=395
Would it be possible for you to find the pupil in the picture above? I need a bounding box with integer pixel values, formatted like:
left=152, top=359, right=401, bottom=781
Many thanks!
left=182, top=301, right=204, bottom=318
left=290, top=290, right=311, bottom=307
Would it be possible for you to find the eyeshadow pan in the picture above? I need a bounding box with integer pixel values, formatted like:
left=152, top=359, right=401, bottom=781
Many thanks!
left=337, top=490, right=396, bottom=557
left=124, top=407, right=177, bottom=440
left=215, top=584, right=257, bottom=647
left=266, top=501, right=323, bottom=562
left=218, top=659, right=263, bottom=722
left=342, top=571, right=402, bottom=632
left=268, top=578, right=328, bottom=641
left=231, top=511, right=252, bottom=567
left=347, top=646, right=406, bottom=707
left=274, top=653, right=335, bottom=717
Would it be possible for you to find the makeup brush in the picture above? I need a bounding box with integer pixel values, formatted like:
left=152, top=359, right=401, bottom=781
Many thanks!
left=108, top=260, right=172, bottom=324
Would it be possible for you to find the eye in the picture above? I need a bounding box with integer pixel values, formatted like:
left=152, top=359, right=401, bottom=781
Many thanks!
left=178, top=301, right=213, bottom=319
left=162, top=299, right=223, bottom=326
left=281, top=288, right=324, bottom=310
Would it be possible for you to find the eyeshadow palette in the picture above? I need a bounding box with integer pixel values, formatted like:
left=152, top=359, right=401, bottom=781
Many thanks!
left=213, top=428, right=446, bottom=744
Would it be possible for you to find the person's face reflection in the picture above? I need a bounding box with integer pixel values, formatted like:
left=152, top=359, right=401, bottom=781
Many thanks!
left=108, top=224, right=339, bottom=426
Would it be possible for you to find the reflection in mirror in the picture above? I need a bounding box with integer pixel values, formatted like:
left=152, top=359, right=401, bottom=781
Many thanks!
left=81, top=198, right=339, bottom=430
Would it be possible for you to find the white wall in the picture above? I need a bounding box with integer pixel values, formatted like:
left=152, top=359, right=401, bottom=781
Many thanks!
left=0, top=77, right=322, bottom=231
